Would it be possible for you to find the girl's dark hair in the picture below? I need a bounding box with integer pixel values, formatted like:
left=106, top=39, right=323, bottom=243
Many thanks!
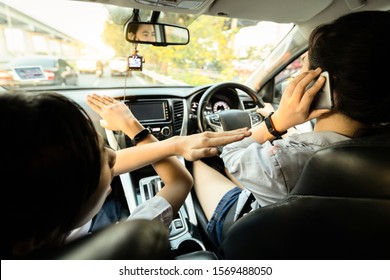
left=0, top=92, right=101, bottom=257
left=308, top=11, right=390, bottom=128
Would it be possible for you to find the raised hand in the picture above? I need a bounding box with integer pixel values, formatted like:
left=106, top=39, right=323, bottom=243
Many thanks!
left=86, top=94, right=135, bottom=131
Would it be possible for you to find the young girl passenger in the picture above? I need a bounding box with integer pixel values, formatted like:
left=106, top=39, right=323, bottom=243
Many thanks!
left=1, top=92, right=250, bottom=259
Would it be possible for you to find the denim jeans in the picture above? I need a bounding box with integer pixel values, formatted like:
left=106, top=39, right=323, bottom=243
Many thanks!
left=206, top=186, right=242, bottom=247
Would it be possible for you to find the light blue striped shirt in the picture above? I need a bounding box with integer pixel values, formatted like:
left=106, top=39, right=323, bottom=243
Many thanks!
left=220, top=131, right=350, bottom=207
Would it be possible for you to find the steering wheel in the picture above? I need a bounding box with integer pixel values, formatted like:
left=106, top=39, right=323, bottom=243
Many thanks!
left=197, top=82, right=265, bottom=132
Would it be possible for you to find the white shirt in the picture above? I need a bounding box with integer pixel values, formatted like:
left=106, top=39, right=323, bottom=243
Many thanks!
left=127, top=195, right=173, bottom=226
left=67, top=195, right=172, bottom=242
left=221, top=131, right=350, bottom=207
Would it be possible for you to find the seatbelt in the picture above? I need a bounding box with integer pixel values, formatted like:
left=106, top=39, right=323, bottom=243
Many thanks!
left=222, top=192, right=255, bottom=240
left=236, top=192, right=256, bottom=220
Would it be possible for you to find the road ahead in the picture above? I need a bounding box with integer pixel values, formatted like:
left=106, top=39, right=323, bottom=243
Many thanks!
left=78, top=70, right=149, bottom=88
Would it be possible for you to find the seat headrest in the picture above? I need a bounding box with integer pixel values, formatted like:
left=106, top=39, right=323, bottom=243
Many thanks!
left=221, top=133, right=390, bottom=260
left=221, top=196, right=390, bottom=259
left=291, top=139, right=390, bottom=199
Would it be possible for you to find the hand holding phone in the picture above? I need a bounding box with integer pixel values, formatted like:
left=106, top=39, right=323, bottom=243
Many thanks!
left=307, top=71, right=333, bottom=110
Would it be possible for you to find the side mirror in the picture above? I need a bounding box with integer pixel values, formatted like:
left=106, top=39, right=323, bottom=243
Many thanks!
left=124, top=22, right=190, bottom=46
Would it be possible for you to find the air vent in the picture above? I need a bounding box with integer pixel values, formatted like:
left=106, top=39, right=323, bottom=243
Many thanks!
left=173, top=100, right=184, bottom=134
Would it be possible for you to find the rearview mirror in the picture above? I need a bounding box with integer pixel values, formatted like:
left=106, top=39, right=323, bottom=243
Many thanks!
left=124, top=22, right=190, bottom=46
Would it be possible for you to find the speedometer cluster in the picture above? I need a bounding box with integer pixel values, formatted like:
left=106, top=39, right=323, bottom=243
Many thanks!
left=190, top=88, right=240, bottom=116
left=191, top=99, right=231, bottom=114
left=213, top=101, right=230, bottom=112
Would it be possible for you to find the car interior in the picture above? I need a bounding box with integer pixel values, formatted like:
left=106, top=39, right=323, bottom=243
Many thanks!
left=51, top=135, right=390, bottom=260
left=1, top=0, right=389, bottom=260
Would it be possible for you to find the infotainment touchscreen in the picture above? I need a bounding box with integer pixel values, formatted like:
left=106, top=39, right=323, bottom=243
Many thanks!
left=127, top=101, right=169, bottom=122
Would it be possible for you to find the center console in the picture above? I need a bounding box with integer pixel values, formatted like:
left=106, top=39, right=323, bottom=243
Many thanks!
left=126, top=99, right=172, bottom=140
left=123, top=98, right=186, bottom=141
left=138, top=175, right=205, bottom=255
left=106, top=97, right=206, bottom=256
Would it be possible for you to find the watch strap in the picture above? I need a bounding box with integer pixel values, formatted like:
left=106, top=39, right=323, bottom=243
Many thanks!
left=264, top=112, right=287, bottom=138
left=131, top=127, right=151, bottom=146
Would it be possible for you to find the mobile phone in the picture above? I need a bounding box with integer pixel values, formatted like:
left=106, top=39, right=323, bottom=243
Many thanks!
left=307, top=71, right=333, bottom=110
left=128, top=55, right=143, bottom=71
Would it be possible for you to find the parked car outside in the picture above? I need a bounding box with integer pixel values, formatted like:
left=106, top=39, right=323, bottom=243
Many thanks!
left=0, top=55, right=78, bottom=88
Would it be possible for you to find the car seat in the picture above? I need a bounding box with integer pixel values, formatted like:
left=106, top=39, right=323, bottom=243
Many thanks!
left=219, top=135, right=390, bottom=259
left=41, top=219, right=171, bottom=260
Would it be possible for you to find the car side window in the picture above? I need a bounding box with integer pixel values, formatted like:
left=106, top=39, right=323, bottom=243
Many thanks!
left=274, top=56, right=304, bottom=100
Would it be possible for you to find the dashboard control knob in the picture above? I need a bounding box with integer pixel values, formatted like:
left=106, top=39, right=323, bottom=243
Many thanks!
left=161, top=126, right=171, bottom=136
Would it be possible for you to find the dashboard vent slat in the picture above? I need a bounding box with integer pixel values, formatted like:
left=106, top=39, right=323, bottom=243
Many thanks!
left=173, top=100, right=184, bottom=135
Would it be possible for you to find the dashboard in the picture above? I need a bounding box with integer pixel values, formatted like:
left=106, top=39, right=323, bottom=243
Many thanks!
left=63, top=84, right=257, bottom=144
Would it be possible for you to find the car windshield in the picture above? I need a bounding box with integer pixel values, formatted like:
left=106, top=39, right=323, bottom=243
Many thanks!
left=0, top=0, right=293, bottom=91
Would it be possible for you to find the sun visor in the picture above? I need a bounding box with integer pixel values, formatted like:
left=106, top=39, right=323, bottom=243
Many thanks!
left=134, top=0, right=215, bottom=13
left=208, top=0, right=334, bottom=23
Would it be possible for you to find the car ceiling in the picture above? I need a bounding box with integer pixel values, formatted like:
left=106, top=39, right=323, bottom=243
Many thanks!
left=77, top=0, right=390, bottom=39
